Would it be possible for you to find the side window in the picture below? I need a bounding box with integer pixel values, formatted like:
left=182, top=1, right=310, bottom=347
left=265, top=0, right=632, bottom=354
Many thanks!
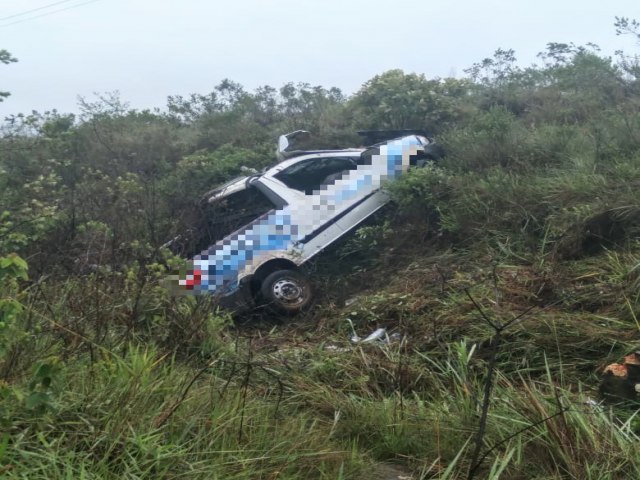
left=274, top=157, right=357, bottom=195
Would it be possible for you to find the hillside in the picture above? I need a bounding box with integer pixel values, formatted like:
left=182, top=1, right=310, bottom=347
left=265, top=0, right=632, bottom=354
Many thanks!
left=1, top=34, right=640, bottom=478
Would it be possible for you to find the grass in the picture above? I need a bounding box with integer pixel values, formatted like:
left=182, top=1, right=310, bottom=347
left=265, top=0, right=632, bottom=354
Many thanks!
left=2, top=237, right=640, bottom=478
left=4, top=58, right=640, bottom=478
left=2, top=344, right=366, bottom=479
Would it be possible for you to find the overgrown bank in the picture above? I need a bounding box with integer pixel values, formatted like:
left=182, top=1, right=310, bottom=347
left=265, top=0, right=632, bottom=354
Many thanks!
left=2, top=26, right=640, bottom=479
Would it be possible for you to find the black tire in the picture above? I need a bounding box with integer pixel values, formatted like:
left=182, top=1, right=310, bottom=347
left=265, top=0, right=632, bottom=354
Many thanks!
left=260, top=269, right=313, bottom=314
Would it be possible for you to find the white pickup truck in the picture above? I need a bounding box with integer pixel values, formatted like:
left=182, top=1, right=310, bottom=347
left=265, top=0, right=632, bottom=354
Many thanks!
left=174, top=130, right=440, bottom=314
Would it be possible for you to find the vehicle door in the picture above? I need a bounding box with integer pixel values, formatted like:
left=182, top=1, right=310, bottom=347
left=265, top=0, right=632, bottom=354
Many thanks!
left=260, top=154, right=373, bottom=257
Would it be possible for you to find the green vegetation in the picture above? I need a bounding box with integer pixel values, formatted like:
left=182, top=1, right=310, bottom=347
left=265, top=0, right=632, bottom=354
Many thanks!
left=0, top=49, right=17, bottom=102
left=2, top=20, right=640, bottom=478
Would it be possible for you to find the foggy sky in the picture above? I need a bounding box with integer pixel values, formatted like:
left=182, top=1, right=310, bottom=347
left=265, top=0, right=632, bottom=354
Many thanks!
left=1, top=0, right=638, bottom=115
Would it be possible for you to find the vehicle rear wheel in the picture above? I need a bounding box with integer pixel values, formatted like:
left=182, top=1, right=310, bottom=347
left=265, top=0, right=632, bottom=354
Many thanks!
left=260, top=269, right=313, bottom=314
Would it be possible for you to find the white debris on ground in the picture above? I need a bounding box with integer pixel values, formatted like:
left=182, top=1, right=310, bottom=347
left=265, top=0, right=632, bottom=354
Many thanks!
left=351, top=327, right=387, bottom=343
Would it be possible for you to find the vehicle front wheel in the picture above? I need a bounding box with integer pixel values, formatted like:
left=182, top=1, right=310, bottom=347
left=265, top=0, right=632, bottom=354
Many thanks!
left=260, top=269, right=313, bottom=314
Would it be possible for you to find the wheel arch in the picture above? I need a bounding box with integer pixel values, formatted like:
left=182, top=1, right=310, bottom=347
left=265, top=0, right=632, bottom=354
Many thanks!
left=249, top=258, right=298, bottom=296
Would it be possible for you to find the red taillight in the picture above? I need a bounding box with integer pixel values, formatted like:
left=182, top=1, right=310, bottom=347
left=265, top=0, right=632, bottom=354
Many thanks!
left=184, top=269, right=202, bottom=290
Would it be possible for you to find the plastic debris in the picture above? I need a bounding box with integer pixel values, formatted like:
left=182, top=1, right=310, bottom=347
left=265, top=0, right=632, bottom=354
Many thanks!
left=351, top=327, right=386, bottom=343
left=324, top=344, right=350, bottom=352
left=344, top=296, right=360, bottom=307
left=388, top=332, right=403, bottom=343
left=584, top=397, right=600, bottom=407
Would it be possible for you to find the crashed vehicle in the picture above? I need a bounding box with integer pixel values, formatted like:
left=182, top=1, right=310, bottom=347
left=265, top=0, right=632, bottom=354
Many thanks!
left=174, top=130, right=441, bottom=314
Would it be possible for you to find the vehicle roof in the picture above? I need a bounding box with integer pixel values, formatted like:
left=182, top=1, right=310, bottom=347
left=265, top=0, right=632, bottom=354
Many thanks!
left=264, top=148, right=365, bottom=173
left=207, top=133, right=427, bottom=201
left=264, top=132, right=430, bottom=174
left=357, top=129, right=431, bottom=145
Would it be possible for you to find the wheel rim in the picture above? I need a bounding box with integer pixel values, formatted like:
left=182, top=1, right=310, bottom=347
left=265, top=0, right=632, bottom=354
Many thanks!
left=272, top=277, right=305, bottom=306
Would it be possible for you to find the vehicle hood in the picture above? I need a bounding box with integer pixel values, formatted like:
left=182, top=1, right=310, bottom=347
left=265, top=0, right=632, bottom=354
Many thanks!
left=202, top=176, right=251, bottom=204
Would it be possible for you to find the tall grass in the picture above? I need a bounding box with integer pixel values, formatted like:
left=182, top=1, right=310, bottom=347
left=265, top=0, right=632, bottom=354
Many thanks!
left=3, top=39, right=640, bottom=478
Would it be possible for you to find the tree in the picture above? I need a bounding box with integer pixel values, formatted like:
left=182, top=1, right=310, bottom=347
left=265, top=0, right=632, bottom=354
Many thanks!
left=465, top=48, right=519, bottom=86
left=615, top=16, right=640, bottom=43
left=0, top=49, right=18, bottom=102
left=614, top=17, right=640, bottom=81
left=347, top=69, right=472, bottom=134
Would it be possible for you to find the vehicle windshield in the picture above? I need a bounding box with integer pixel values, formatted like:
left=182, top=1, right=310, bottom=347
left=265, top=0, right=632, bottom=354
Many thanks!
left=169, top=185, right=276, bottom=256
left=207, top=186, right=276, bottom=239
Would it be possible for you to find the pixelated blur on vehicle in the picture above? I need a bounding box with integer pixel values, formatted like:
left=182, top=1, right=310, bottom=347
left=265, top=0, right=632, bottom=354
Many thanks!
left=171, top=130, right=442, bottom=314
